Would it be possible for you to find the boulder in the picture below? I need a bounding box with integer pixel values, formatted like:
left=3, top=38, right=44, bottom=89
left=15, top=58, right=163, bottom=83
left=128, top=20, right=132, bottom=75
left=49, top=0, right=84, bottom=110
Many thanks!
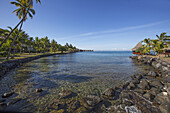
left=2, top=92, right=14, bottom=98
left=162, top=66, right=169, bottom=72
left=147, top=71, right=157, bottom=77
left=80, top=95, right=101, bottom=109
left=159, top=102, right=170, bottom=113
left=143, top=92, right=155, bottom=101
left=153, top=92, right=169, bottom=105
left=149, top=80, right=163, bottom=89
left=155, top=63, right=162, bottom=69
left=102, top=88, right=115, bottom=97
left=138, top=79, right=150, bottom=90
left=127, top=82, right=136, bottom=90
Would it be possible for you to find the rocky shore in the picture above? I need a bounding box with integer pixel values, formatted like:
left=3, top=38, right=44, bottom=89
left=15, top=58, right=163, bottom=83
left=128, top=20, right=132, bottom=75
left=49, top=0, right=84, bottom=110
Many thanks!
left=0, top=55, right=169, bottom=113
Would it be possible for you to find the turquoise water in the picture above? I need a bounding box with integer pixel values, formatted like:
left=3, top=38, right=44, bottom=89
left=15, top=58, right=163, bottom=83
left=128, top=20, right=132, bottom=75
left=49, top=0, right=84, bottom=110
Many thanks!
left=0, top=51, right=153, bottom=112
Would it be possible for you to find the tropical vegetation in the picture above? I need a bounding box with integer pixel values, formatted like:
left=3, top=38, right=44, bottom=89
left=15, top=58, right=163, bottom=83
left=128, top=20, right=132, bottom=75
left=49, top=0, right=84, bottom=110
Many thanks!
left=135, top=32, right=170, bottom=55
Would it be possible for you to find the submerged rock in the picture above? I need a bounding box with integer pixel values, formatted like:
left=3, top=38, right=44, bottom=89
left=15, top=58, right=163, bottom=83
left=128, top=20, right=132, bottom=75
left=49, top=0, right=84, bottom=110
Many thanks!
left=59, top=90, right=76, bottom=98
left=138, top=79, right=150, bottom=90
left=36, top=88, right=43, bottom=93
left=2, top=92, right=14, bottom=98
left=80, top=95, right=101, bottom=109
left=148, top=71, right=157, bottom=77
left=102, top=88, right=115, bottom=97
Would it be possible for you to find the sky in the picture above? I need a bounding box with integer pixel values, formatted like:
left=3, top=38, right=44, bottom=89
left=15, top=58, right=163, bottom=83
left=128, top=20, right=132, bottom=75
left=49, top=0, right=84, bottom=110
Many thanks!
left=0, top=0, right=170, bottom=50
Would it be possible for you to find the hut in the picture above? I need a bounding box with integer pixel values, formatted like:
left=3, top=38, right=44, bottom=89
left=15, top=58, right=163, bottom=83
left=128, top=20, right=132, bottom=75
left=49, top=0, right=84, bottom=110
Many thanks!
left=131, top=42, right=143, bottom=55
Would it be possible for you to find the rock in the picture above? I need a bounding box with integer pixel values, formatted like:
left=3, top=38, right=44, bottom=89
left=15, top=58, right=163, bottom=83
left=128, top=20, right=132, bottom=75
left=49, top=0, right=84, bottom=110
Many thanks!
left=138, top=79, right=150, bottom=90
left=162, top=66, right=169, bottom=72
left=143, top=92, right=155, bottom=101
left=120, top=91, right=133, bottom=100
left=59, top=90, right=76, bottom=98
left=153, top=92, right=169, bottom=105
left=127, top=82, right=136, bottom=90
left=162, top=61, right=168, bottom=66
left=149, top=87, right=161, bottom=96
left=0, top=99, right=5, bottom=103
left=80, top=95, right=101, bottom=109
left=155, top=63, right=162, bottom=69
left=7, top=98, right=22, bottom=106
left=132, top=79, right=140, bottom=84
left=147, top=71, right=157, bottom=77
left=164, top=83, right=170, bottom=95
left=159, top=102, right=170, bottom=113
left=2, top=92, right=14, bottom=98
left=36, top=88, right=43, bottom=93
left=102, top=88, right=115, bottom=97
left=150, top=80, right=163, bottom=89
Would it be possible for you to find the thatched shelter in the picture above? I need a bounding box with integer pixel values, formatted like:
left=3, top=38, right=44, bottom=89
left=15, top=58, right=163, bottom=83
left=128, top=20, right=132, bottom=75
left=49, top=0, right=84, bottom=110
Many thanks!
left=131, top=42, right=142, bottom=51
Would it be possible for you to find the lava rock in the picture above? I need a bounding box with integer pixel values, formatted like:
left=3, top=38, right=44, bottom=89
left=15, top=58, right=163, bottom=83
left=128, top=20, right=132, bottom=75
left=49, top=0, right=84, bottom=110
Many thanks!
left=80, top=95, right=101, bottom=109
left=138, top=79, right=150, bottom=90
left=2, top=92, right=14, bottom=98
left=102, top=88, right=115, bottom=97
left=147, top=71, right=157, bottom=77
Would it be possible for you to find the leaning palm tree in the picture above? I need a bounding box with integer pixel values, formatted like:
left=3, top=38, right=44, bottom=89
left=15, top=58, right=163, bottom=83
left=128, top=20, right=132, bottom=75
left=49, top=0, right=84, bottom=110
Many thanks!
left=7, top=0, right=36, bottom=60
left=0, top=0, right=41, bottom=48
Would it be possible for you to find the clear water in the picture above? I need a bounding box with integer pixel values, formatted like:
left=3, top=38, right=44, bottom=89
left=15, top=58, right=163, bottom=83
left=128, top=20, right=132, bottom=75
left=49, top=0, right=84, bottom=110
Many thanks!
left=0, top=51, right=153, bottom=112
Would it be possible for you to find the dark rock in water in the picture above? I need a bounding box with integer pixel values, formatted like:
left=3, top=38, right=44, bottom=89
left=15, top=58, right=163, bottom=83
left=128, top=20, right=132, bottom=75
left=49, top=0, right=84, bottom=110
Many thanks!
left=80, top=95, right=101, bottom=109
left=0, top=99, right=6, bottom=103
left=2, top=92, right=14, bottom=98
left=138, top=79, right=150, bottom=90
left=59, top=90, right=77, bottom=98
left=153, top=92, right=169, bottom=105
left=147, top=71, right=157, bottom=77
left=159, top=102, right=170, bottom=113
left=36, top=88, right=43, bottom=93
left=102, top=88, right=115, bottom=97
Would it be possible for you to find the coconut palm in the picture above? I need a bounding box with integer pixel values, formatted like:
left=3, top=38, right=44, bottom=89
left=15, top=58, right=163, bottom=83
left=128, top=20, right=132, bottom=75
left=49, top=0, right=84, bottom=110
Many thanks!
left=7, top=0, right=36, bottom=60
left=156, top=32, right=168, bottom=42
left=0, top=0, right=41, bottom=48
left=151, top=39, right=158, bottom=55
left=142, top=38, right=151, bottom=54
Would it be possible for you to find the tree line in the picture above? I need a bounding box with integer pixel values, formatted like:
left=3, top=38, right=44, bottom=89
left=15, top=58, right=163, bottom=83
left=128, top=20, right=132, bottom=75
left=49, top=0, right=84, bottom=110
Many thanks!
left=135, top=32, right=170, bottom=55
left=0, top=27, right=78, bottom=57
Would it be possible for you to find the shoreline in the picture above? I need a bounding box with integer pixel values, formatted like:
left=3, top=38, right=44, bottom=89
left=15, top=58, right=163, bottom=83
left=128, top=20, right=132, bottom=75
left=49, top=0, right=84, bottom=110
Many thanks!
left=0, top=52, right=73, bottom=78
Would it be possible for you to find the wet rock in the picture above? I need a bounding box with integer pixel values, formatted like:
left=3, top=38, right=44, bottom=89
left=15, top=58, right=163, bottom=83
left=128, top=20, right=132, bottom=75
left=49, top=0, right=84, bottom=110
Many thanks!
left=59, top=90, right=76, bottom=98
left=153, top=92, right=169, bottom=105
left=80, top=95, right=101, bottom=109
left=2, top=92, right=14, bottom=98
left=147, top=71, right=157, bottom=77
left=138, top=79, right=150, bottom=90
left=102, top=88, right=115, bottom=97
left=36, top=88, right=43, bottom=93
left=159, top=102, right=170, bottom=113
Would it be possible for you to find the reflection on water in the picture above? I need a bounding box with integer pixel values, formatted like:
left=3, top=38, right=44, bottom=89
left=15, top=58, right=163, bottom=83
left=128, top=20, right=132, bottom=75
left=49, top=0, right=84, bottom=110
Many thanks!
left=0, top=51, right=153, bottom=112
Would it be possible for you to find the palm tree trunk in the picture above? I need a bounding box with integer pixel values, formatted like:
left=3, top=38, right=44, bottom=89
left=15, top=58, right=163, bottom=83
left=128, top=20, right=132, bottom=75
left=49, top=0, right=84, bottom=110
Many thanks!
left=11, top=46, right=16, bottom=59
left=0, top=18, right=25, bottom=48
left=6, top=21, right=24, bottom=60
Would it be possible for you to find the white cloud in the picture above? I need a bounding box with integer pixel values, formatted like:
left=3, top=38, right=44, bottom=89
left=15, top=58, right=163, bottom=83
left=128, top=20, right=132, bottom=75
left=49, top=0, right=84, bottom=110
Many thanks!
left=58, top=20, right=169, bottom=40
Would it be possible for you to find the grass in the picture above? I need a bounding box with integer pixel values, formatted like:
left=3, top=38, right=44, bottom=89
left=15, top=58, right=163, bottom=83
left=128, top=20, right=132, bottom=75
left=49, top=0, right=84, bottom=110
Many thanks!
left=0, top=51, right=68, bottom=63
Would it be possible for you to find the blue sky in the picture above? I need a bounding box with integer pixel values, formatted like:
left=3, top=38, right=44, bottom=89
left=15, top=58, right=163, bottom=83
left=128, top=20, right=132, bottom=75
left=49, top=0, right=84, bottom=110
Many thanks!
left=0, top=0, right=170, bottom=50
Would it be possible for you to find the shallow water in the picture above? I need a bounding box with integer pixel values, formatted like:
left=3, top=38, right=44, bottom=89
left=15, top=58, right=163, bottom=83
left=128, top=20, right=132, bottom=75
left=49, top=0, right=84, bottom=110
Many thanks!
left=0, top=51, right=153, bottom=112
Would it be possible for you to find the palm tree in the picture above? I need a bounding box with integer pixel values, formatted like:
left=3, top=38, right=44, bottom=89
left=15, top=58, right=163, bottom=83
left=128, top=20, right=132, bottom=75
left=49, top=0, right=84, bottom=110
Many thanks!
left=50, top=39, right=58, bottom=53
left=151, top=39, right=158, bottom=55
left=0, top=0, right=41, bottom=48
left=156, top=32, right=167, bottom=42
left=142, top=38, right=151, bottom=54
left=7, top=0, right=36, bottom=60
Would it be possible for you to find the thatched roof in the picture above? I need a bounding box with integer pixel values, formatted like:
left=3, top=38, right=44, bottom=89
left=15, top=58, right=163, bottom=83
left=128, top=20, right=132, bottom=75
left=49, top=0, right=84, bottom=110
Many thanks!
left=131, top=42, right=142, bottom=51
